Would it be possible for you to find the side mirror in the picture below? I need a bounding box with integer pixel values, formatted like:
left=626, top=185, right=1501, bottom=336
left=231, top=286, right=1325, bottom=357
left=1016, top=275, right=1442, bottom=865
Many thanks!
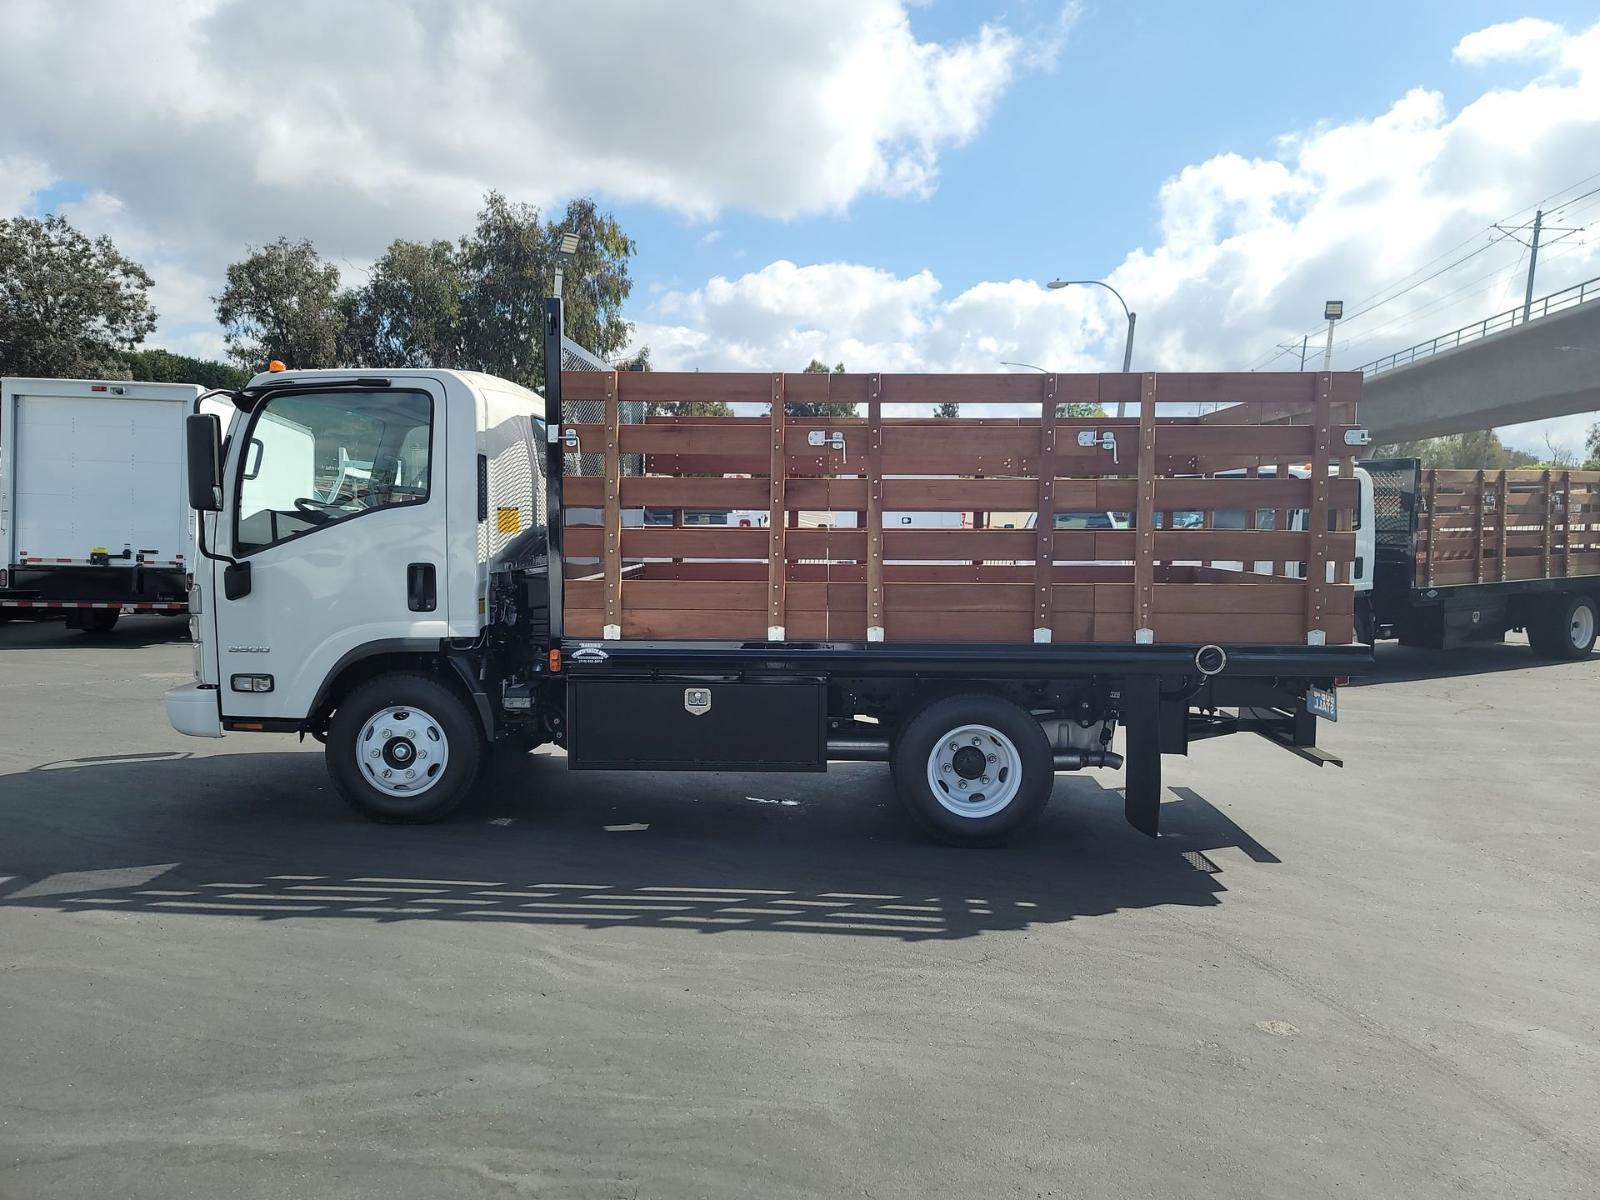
left=186, top=414, right=223, bottom=511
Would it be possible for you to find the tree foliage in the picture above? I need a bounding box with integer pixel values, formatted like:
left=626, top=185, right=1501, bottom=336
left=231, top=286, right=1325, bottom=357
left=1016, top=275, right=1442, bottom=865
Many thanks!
left=0, top=214, right=156, bottom=378
left=215, top=193, right=636, bottom=389
left=347, top=239, right=465, bottom=369
left=457, top=193, right=634, bottom=389
left=1586, top=422, right=1600, bottom=470
left=1374, top=430, right=1540, bottom=471
left=124, top=348, right=247, bottom=390
left=934, top=401, right=960, bottom=418
left=215, top=237, right=351, bottom=370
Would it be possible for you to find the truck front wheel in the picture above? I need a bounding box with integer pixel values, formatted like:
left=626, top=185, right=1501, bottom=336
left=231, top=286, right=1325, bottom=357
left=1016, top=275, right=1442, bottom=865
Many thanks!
left=890, top=694, right=1054, bottom=846
left=326, top=672, right=485, bottom=823
left=1530, top=594, right=1598, bottom=660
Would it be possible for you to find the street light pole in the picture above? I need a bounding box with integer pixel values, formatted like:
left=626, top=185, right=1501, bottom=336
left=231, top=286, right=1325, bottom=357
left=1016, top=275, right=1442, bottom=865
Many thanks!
left=1048, top=278, right=1136, bottom=415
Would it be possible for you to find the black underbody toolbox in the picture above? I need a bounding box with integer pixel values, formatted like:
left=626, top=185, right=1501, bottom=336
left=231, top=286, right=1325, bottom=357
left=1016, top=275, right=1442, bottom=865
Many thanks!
left=567, top=676, right=826, bottom=771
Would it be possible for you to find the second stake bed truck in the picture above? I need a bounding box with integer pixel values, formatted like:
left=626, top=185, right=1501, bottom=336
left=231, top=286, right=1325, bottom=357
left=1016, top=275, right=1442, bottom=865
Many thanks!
left=168, top=300, right=1376, bottom=845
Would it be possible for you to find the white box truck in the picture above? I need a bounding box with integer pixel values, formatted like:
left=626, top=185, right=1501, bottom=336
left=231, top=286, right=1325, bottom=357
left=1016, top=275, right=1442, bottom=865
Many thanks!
left=0, top=378, right=205, bottom=632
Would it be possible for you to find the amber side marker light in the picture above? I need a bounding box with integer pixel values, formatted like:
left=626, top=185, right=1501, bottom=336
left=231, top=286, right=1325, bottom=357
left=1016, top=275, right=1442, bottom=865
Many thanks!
left=548, top=648, right=562, bottom=673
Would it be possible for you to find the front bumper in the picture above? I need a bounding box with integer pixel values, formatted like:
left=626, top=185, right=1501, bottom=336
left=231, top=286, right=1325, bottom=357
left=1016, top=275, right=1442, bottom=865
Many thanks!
left=165, top=682, right=223, bottom=738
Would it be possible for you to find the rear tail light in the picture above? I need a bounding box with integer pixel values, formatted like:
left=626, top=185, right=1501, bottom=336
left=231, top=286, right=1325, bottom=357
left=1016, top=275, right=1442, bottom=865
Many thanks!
left=1334, top=676, right=1349, bottom=688
left=0, top=568, right=9, bottom=589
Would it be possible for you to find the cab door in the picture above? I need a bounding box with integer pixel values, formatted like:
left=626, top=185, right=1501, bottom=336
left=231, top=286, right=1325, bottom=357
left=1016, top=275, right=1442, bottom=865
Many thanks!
left=213, top=382, right=448, bottom=721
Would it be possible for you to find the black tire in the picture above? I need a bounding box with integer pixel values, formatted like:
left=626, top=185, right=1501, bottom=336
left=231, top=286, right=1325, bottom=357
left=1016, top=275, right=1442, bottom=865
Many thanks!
left=890, top=693, right=1054, bottom=846
left=79, top=610, right=119, bottom=635
left=325, top=671, right=485, bottom=823
left=1354, top=595, right=1375, bottom=646
left=1530, top=593, right=1598, bottom=660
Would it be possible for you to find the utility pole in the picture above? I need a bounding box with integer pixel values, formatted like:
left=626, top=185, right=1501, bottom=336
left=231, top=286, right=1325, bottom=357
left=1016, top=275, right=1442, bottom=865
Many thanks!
left=1522, top=209, right=1543, bottom=322
left=1322, top=301, right=1343, bottom=370
left=1299, top=334, right=1308, bottom=370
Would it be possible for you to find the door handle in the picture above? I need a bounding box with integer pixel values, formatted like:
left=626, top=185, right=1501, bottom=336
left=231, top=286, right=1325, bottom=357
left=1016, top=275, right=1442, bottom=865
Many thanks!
left=407, top=562, right=437, bottom=612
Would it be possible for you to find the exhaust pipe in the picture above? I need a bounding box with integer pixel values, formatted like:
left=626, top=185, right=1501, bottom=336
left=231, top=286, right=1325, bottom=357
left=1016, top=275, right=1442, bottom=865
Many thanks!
left=826, top=737, right=890, bottom=761
left=1053, top=749, right=1124, bottom=770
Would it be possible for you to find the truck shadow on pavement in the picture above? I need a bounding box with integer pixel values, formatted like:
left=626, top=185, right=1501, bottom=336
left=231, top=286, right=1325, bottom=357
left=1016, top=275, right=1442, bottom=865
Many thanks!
left=0, top=751, right=1278, bottom=942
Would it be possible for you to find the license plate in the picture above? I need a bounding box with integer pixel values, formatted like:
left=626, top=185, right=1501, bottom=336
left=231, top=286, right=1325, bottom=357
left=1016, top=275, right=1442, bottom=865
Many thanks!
left=1305, top=686, right=1338, bottom=721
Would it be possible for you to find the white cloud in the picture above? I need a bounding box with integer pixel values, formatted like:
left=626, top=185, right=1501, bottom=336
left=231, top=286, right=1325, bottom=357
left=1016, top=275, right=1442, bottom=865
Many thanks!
left=0, top=156, right=51, bottom=215
left=0, top=0, right=1063, bottom=245
left=637, top=260, right=1107, bottom=387
left=1453, top=17, right=1565, bottom=65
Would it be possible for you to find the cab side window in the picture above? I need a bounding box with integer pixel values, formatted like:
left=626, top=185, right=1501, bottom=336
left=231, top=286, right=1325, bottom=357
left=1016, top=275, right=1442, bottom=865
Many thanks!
left=236, top=390, right=432, bottom=554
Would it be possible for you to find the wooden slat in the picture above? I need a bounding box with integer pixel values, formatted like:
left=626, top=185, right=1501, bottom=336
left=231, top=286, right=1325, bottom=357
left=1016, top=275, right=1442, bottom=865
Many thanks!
left=1134, top=374, right=1157, bottom=639
left=1032, top=374, right=1059, bottom=638
left=1541, top=470, right=1553, bottom=578
left=767, top=374, right=786, bottom=636
left=866, top=375, right=884, bottom=638
left=1472, top=469, right=1486, bottom=584
left=601, top=372, right=622, bottom=638
left=1496, top=471, right=1509, bottom=582
left=1562, top=472, right=1572, bottom=576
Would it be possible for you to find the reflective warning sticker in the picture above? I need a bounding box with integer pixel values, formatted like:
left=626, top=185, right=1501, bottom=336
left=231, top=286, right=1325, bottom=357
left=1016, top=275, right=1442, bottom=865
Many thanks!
left=496, top=507, right=521, bottom=534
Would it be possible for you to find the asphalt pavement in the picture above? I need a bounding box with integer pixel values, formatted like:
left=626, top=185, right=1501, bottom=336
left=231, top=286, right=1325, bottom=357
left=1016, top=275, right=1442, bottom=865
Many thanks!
left=1, top=616, right=1596, bottom=1199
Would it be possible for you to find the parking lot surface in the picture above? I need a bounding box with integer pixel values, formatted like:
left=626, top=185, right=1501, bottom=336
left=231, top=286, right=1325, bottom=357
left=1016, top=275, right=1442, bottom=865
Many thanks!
left=2, top=617, right=1597, bottom=1199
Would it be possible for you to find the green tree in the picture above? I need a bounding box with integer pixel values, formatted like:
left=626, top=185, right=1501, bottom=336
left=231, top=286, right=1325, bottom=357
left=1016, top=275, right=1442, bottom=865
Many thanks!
left=1585, top=421, right=1600, bottom=470
left=934, top=401, right=960, bottom=418
left=215, top=237, right=353, bottom=370
left=1375, top=430, right=1539, bottom=470
left=458, top=192, right=634, bottom=389
left=124, top=347, right=247, bottom=390
left=0, top=214, right=156, bottom=378
left=792, top=358, right=856, bottom=417
left=348, top=238, right=465, bottom=369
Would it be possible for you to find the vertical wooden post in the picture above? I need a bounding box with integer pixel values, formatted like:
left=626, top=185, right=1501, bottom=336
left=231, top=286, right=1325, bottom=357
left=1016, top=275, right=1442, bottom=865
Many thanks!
left=1561, top=471, right=1572, bottom=576
left=1134, top=374, right=1158, bottom=642
left=1496, top=471, right=1509, bottom=582
left=1303, top=373, right=1332, bottom=643
left=767, top=374, right=787, bottom=640
left=1541, top=469, right=1553, bottom=578
left=865, top=374, right=885, bottom=641
left=1424, top=469, right=1438, bottom=588
left=1272, top=459, right=1291, bottom=576
left=1472, top=468, right=1486, bottom=584
left=601, top=370, right=622, bottom=639
left=1032, top=374, right=1059, bottom=642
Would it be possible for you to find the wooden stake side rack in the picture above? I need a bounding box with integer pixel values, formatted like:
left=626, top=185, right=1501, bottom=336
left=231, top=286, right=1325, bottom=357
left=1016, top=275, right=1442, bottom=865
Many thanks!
left=559, top=370, right=1364, bottom=646
left=1412, top=467, right=1600, bottom=587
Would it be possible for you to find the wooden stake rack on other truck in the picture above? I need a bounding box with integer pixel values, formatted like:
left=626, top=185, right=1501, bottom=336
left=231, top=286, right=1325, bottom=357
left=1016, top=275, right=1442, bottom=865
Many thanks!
left=170, top=298, right=1373, bottom=845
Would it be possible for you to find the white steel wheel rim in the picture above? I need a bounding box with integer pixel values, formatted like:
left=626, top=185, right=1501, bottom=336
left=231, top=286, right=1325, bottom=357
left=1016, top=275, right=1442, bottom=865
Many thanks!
left=357, top=705, right=449, bottom=798
left=926, top=724, right=1023, bottom=819
left=1572, top=603, right=1596, bottom=649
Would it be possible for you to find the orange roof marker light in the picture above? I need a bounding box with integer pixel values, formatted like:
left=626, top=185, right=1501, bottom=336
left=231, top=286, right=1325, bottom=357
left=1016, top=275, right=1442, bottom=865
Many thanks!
left=267, top=360, right=287, bottom=373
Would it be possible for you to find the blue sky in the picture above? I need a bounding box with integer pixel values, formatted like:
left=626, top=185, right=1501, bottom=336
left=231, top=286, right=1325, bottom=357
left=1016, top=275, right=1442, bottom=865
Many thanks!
left=617, top=1, right=1600, bottom=303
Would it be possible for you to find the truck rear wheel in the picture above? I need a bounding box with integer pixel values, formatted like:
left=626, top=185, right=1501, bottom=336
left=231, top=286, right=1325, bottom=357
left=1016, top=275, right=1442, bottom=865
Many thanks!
left=1531, top=594, right=1598, bottom=660
left=325, top=672, right=484, bottom=823
left=890, top=694, right=1054, bottom=846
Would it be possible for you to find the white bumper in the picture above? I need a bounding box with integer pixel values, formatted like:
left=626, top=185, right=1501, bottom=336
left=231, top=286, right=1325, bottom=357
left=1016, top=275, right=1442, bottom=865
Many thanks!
left=165, top=682, right=223, bottom=738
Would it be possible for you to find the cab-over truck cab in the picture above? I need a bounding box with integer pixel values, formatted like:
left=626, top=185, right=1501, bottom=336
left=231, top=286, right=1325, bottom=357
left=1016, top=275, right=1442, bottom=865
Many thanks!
left=170, top=368, right=546, bottom=816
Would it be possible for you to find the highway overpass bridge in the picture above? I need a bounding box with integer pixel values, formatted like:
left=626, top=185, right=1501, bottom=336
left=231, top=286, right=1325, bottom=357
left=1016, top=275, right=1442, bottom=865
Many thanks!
left=1356, top=276, right=1600, bottom=443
